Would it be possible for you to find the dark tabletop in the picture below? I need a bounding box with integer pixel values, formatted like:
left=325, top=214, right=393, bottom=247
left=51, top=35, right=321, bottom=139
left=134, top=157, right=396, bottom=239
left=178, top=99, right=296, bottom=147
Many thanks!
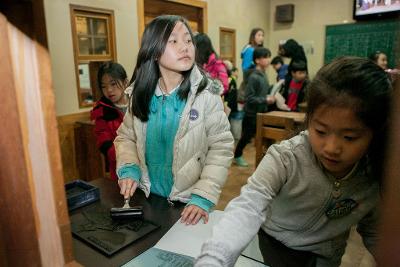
left=70, top=178, right=185, bottom=267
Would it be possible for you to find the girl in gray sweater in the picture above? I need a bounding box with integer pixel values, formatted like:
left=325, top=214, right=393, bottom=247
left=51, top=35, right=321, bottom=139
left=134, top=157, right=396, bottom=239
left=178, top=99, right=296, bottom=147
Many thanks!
left=195, top=56, right=392, bottom=267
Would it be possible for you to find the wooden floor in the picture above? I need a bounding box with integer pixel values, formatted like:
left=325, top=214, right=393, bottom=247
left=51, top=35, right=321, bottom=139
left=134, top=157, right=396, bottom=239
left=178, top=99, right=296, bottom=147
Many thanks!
left=215, top=141, right=376, bottom=267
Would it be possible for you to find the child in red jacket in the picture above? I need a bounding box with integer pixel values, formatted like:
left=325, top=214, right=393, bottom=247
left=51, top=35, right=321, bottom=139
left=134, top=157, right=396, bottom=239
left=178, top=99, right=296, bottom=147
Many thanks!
left=194, top=33, right=229, bottom=95
left=90, top=62, right=129, bottom=180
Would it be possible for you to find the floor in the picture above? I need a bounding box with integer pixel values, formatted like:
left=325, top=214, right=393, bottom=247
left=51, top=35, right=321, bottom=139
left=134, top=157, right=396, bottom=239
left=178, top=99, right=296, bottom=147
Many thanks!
left=215, top=141, right=375, bottom=267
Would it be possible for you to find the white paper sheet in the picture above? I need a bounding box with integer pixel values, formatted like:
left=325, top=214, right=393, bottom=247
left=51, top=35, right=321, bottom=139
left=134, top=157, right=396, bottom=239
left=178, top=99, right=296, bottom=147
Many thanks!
left=155, top=210, right=224, bottom=258
left=154, top=210, right=267, bottom=266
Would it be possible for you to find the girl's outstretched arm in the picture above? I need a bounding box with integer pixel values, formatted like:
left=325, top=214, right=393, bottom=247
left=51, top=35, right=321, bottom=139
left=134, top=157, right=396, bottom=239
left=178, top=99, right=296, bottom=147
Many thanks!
left=195, top=144, right=288, bottom=266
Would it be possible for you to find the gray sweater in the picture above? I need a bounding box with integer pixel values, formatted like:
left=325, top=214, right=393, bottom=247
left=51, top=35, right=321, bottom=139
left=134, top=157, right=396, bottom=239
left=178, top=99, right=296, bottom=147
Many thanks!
left=243, top=69, right=270, bottom=116
left=195, top=131, right=379, bottom=267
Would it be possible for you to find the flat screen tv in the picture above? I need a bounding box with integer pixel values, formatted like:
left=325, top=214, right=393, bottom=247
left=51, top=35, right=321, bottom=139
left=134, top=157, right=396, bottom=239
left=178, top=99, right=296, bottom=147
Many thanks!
left=353, top=0, right=400, bottom=20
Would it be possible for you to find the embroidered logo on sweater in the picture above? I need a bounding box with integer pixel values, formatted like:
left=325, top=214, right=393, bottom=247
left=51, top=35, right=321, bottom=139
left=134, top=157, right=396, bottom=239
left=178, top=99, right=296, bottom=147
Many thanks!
left=189, top=109, right=199, bottom=121
left=325, top=199, right=358, bottom=219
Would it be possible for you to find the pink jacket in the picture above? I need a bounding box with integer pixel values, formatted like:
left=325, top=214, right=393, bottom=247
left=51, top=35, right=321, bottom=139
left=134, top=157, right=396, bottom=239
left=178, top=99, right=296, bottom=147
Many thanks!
left=203, top=53, right=229, bottom=95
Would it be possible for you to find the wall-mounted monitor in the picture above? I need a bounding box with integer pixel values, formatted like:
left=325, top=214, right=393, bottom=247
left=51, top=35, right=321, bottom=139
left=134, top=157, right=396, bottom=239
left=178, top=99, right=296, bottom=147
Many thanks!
left=354, top=0, right=400, bottom=20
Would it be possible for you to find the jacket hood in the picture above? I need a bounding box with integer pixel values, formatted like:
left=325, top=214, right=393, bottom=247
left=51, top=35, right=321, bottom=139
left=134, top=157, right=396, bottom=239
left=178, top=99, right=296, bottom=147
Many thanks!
left=240, top=44, right=252, bottom=58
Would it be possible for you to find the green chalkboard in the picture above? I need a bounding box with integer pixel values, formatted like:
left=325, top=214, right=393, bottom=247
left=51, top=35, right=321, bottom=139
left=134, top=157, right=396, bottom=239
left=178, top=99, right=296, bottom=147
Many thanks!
left=324, top=20, right=400, bottom=68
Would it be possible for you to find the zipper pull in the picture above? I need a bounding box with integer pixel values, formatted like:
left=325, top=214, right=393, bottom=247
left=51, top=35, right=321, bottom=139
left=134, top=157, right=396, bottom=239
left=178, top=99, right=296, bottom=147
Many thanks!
left=167, top=197, right=174, bottom=207
left=332, top=180, right=341, bottom=199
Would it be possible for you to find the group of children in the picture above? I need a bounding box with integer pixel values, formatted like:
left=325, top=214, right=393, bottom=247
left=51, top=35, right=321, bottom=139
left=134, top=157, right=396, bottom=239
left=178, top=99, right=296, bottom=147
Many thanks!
left=89, top=15, right=393, bottom=266
left=232, top=33, right=309, bottom=167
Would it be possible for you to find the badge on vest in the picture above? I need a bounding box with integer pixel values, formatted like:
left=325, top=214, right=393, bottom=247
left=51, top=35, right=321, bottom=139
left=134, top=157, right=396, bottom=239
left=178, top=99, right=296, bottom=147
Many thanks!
left=325, top=199, right=358, bottom=219
left=189, top=109, right=199, bottom=121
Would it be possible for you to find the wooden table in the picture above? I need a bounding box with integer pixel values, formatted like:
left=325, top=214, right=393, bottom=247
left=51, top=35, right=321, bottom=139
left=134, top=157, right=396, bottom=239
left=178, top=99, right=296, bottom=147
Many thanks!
left=70, top=179, right=185, bottom=267
left=265, top=111, right=306, bottom=124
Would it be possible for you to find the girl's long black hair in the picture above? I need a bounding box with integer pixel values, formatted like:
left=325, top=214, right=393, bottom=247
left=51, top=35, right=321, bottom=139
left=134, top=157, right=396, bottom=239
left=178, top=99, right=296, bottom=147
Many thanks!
left=129, top=15, right=207, bottom=121
left=193, top=33, right=218, bottom=66
left=306, top=56, right=393, bottom=183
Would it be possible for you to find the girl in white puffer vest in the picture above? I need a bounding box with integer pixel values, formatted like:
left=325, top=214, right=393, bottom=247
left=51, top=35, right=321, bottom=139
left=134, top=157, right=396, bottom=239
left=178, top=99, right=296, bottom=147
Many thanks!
left=114, top=15, right=234, bottom=226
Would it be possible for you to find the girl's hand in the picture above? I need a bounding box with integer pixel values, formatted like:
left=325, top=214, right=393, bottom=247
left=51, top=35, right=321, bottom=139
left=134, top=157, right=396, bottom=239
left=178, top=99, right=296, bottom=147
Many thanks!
left=180, top=205, right=209, bottom=225
left=224, top=104, right=231, bottom=117
left=118, top=178, right=138, bottom=199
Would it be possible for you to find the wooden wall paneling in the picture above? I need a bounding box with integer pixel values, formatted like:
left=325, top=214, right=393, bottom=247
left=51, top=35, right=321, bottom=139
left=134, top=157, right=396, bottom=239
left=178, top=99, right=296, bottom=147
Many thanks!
left=57, top=111, right=91, bottom=182
left=0, top=2, right=79, bottom=265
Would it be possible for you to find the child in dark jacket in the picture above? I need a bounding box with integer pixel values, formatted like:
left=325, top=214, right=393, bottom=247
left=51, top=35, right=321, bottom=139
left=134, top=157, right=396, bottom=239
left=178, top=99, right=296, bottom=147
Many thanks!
left=225, top=66, right=239, bottom=114
left=271, top=56, right=289, bottom=82
left=234, top=47, right=275, bottom=167
left=90, top=62, right=129, bottom=180
left=278, top=39, right=308, bottom=73
left=282, top=60, right=308, bottom=111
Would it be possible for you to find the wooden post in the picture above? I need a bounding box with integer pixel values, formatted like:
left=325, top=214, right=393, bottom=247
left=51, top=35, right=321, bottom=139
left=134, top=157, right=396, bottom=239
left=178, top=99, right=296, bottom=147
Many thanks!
left=376, top=80, right=400, bottom=265
left=0, top=1, right=79, bottom=266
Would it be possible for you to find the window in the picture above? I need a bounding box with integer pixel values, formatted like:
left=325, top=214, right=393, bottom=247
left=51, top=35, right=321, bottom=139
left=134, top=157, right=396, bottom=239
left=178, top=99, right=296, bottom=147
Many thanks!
left=219, top=27, right=236, bottom=67
left=70, top=5, right=116, bottom=107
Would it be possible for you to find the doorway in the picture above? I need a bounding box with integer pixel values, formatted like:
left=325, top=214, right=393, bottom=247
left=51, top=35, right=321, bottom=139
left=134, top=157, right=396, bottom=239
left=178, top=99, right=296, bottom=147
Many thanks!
left=137, top=0, right=207, bottom=42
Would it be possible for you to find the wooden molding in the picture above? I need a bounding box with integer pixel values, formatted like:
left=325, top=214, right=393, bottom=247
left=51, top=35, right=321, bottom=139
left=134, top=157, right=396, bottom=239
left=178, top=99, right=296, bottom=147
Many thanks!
left=168, top=0, right=207, bottom=8
left=57, top=111, right=91, bottom=126
left=203, top=2, right=208, bottom=33
left=137, top=0, right=207, bottom=42
left=137, top=0, right=145, bottom=44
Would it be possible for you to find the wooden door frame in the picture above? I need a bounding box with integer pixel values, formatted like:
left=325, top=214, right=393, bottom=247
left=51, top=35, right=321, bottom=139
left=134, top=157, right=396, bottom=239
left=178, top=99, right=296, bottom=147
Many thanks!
left=136, top=0, right=207, bottom=43
left=0, top=1, right=78, bottom=266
